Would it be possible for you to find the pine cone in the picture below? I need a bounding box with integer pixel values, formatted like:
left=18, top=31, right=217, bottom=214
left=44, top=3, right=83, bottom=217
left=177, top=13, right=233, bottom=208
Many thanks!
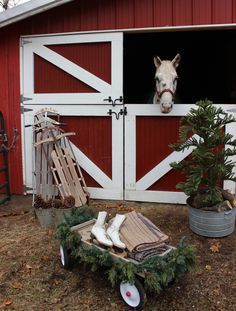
left=34, top=195, right=45, bottom=209
left=44, top=198, right=53, bottom=209
left=52, top=198, right=64, bottom=209
left=63, top=195, right=75, bottom=208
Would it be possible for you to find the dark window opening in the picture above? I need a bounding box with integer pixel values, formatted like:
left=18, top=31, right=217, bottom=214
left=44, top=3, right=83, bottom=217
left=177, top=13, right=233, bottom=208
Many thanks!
left=124, top=29, right=236, bottom=105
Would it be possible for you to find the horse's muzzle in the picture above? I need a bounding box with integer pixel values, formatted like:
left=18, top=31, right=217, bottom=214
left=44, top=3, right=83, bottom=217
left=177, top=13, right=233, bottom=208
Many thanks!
left=161, top=103, right=173, bottom=113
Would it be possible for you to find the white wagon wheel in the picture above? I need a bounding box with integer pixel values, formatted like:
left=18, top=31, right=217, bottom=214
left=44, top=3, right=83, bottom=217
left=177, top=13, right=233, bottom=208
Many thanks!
left=120, top=278, right=145, bottom=310
left=59, top=245, right=70, bottom=269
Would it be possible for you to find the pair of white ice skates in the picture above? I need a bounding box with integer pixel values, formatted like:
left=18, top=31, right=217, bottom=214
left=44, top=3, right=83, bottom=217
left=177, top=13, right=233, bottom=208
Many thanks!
left=91, top=211, right=126, bottom=249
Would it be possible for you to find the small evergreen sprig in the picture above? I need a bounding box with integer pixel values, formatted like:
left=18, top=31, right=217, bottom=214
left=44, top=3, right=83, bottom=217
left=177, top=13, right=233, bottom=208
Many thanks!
left=170, top=99, right=236, bottom=207
left=54, top=206, right=94, bottom=256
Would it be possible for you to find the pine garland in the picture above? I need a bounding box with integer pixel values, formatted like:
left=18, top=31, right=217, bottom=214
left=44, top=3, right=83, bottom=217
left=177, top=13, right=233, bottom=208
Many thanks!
left=54, top=206, right=94, bottom=256
left=55, top=207, right=196, bottom=294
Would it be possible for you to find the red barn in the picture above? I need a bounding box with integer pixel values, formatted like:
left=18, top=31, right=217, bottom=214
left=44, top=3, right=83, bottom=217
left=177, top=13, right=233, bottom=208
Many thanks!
left=0, top=0, right=235, bottom=203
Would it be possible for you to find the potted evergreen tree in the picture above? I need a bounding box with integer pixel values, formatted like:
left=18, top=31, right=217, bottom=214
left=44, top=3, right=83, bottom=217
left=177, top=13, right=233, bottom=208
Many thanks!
left=170, top=99, right=236, bottom=237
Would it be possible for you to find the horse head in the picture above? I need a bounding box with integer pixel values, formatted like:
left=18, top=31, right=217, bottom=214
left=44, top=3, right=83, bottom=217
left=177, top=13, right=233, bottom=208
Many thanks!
left=153, top=54, right=180, bottom=113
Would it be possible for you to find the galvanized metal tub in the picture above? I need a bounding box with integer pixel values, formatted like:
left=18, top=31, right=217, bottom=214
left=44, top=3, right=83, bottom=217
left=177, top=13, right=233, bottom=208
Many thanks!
left=188, top=205, right=236, bottom=238
left=35, top=208, right=53, bottom=228
left=53, top=207, right=73, bottom=227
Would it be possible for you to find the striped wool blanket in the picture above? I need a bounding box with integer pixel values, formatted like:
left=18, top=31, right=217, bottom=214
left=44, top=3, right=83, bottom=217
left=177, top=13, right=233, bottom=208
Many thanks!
left=120, top=211, right=169, bottom=261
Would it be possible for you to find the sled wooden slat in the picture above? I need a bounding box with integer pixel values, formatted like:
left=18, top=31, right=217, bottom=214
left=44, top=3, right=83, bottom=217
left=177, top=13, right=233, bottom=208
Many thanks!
left=34, top=132, right=75, bottom=147
left=35, top=132, right=42, bottom=195
left=41, top=141, right=48, bottom=198
left=51, top=150, right=71, bottom=197
left=54, top=145, right=78, bottom=201
left=47, top=142, right=55, bottom=198
left=51, top=146, right=86, bottom=207
left=64, top=148, right=87, bottom=205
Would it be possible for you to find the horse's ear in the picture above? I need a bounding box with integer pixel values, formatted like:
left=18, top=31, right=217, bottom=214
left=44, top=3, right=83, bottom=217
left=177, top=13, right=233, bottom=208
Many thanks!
left=154, top=56, right=162, bottom=68
left=172, top=54, right=181, bottom=69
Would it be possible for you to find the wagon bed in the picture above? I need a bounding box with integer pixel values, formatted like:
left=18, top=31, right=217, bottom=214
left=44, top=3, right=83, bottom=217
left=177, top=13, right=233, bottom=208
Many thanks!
left=70, top=218, right=174, bottom=263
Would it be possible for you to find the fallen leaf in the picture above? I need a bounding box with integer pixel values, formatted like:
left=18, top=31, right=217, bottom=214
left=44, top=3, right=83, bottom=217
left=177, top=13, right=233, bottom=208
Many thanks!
left=25, top=264, right=33, bottom=272
left=213, top=288, right=220, bottom=295
left=231, top=283, right=236, bottom=289
left=53, top=279, right=60, bottom=285
left=4, top=299, right=13, bottom=306
left=210, top=242, right=221, bottom=253
left=205, top=265, right=211, bottom=271
left=25, top=264, right=32, bottom=270
left=12, top=281, right=22, bottom=289
left=41, top=255, right=49, bottom=262
left=47, top=229, right=53, bottom=236
left=51, top=298, right=61, bottom=304
left=11, top=211, right=18, bottom=216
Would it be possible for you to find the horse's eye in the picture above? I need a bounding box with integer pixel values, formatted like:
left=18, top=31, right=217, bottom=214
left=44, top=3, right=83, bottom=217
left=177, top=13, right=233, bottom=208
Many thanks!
left=155, top=77, right=159, bottom=82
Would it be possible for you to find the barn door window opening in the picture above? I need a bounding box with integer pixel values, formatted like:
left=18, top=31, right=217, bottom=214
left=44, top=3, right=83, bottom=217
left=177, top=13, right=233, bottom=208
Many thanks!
left=124, top=29, right=236, bottom=105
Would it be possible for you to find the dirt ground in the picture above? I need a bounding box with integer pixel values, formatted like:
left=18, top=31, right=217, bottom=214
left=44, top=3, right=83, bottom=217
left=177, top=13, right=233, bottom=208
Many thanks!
left=0, top=195, right=235, bottom=311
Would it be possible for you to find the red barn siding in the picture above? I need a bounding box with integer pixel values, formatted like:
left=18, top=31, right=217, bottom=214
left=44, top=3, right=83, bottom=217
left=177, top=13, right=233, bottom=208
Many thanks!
left=213, top=0, right=233, bottom=24
left=153, top=0, right=173, bottom=27
left=0, top=27, right=23, bottom=194
left=173, top=0, right=193, bottom=26
left=0, top=0, right=236, bottom=194
left=116, top=0, right=134, bottom=29
left=233, top=0, right=236, bottom=22
left=193, top=0, right=212, bottom=25
left=97, top=0, right=116, bottom=30
left=135, top=0, right=153, bottom=28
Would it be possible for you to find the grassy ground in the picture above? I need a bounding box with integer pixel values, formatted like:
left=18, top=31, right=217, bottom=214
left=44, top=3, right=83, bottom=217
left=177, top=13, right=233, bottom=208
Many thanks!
left=0, top=195, right=235, bottom=311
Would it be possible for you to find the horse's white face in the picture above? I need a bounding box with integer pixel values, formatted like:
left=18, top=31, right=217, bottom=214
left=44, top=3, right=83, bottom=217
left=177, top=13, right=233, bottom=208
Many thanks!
left=153, top=54, right=180, bottom=113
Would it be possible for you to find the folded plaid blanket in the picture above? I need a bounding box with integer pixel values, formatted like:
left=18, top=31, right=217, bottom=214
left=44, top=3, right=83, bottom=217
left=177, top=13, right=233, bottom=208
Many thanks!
left=120, top=211, right=169, bottom=261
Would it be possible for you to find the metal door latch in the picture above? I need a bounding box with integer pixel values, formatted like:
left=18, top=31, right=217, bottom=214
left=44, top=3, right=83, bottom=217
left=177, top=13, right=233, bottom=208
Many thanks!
left=114, top=96, right=123, bottom=106
left=104, top=96, right=123, bottom=106
left=103, top=96, right=114, bottom=105
left=107, top=107, right=127, bottom=120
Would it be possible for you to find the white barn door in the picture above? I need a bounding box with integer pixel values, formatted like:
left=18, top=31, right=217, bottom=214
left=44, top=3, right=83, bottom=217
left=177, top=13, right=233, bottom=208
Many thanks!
left=124, top=104, right=236, bottom=204
left=21, top=32, right=124, bottom=200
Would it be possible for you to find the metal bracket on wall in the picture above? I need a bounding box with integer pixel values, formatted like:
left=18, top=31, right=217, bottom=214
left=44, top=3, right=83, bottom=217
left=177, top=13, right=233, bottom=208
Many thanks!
left=20, top=94, right=32, bottom=104
left=20, top=106, right=33, bottom=114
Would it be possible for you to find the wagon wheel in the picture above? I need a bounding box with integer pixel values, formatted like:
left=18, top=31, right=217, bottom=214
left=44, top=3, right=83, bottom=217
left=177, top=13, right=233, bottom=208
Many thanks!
left=59, top=245, right=71, bottom=269
left=119, top=278, right=145, bottom=310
